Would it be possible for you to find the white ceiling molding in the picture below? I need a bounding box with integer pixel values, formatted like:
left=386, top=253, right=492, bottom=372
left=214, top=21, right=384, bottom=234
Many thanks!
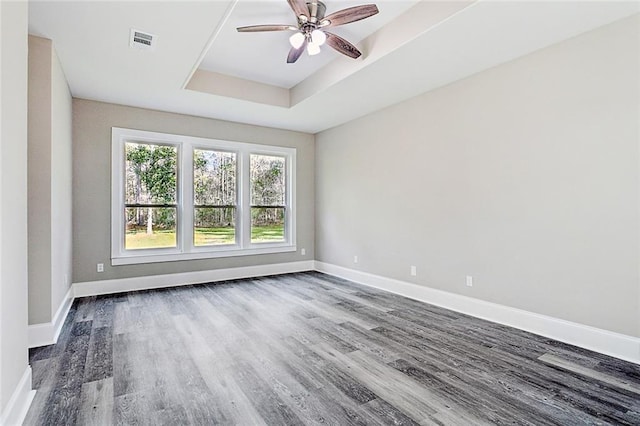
left=186, top=69, right=290, bottom=107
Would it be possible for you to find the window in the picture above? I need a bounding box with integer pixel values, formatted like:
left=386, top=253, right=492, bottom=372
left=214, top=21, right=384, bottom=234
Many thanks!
left=124, top=142, right=178, bottom=250
left=112, top=128, right=296, bottom=265
left=194, top=149, right=237, bottom=246
left=250, top=154, right=286, bottom=243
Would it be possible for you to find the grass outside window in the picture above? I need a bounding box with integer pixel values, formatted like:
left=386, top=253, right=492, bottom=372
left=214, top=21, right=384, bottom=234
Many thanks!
left=125, top=225, right=284, bottom=249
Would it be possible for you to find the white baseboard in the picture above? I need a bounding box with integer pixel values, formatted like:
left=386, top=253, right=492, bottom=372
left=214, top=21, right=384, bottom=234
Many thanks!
left=27, top=323, right=54, bottom=349
left=28, top=262, right=314, bottom=348
left=0, top=366, right=35, bottom=426
left=72, top=260, right=315, bottom=298
left=33, top=259, right=640, bottom=364
left=314, top=261, right=640, bottom=365
left=28, top=286, right=74, bottom=348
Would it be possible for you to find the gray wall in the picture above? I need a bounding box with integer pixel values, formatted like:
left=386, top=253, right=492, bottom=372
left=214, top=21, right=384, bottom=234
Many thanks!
left=50, top=39, right=73, bottom=320
left=315, top=15, right=640, bottom=337
left=0, top=0, right=30, bottom=414
left=73, top=99, right=315, bottom=284
left=28, top=36, right=73, bottom=325
left=28, top=36, right=52, bottom=324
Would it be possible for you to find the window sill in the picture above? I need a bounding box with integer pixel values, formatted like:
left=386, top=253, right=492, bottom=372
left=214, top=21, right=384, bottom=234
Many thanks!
left=112, top=244, right=297, bottom=266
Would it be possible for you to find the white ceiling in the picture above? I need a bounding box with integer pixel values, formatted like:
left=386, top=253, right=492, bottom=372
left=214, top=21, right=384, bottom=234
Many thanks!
left=28, top=1, right=640, bottom=134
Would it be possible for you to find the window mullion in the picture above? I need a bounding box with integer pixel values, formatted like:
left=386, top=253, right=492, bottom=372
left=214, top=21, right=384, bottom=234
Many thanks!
left=287, top=154, right=295, bottom=245
left=240, top=151, right=251, bottom=249
left=182, top=144, right=194, bottom=253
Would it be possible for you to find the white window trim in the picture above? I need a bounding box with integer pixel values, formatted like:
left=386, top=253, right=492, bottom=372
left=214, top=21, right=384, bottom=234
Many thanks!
left=111, top=127, right=296, bottom=266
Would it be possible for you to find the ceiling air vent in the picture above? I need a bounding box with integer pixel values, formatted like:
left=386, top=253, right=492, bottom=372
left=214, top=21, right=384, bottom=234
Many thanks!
left=129, top=29, right=156, bottom=50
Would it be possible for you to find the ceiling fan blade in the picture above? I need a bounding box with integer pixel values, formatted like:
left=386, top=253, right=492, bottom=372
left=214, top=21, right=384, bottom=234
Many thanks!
left=287, top=40, right=307, bottom=63
left=325, top=31, right=362, bottom=59
left=321, top=4, right=379, bottom=28
left=287, top=0, right=309, bottom=20
left=237, top=24, right=296, bottom=32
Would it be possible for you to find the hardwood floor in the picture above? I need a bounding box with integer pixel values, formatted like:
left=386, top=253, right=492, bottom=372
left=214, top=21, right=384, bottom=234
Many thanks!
left=25, top=272, right=640, bottom=425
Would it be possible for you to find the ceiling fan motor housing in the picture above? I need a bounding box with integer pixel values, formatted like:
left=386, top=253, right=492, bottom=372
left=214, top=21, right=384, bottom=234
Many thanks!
left=305, top=1, right=327, bottom=23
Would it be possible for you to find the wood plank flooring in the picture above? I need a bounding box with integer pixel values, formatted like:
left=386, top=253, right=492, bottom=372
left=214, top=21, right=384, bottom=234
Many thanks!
left=25, top=272, right=640, bottom=425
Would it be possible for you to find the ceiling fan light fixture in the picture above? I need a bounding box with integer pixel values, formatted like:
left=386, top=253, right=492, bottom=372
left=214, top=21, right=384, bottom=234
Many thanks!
left=289, top=32, right=306, bottom=48
left=307, top=42, right=321, bottom=56
left=311, top=29, right=327, bottom=46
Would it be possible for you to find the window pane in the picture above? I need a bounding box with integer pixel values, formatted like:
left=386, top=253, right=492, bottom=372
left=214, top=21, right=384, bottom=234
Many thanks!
left=194, top=149, right=236, bottom=206
left=251, top=207, right=284, bottom=243
left=125, top=207, right=176, bottom=249
left=125, top=142, right=177, bottom=205
left=194, top=207, right=236, bottom=246
left=250, top=154, right=285, bottom=206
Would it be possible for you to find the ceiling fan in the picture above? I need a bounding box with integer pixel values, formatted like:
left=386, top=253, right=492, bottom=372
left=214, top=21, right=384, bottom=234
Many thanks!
left=237, top=0, right=379, bottom=63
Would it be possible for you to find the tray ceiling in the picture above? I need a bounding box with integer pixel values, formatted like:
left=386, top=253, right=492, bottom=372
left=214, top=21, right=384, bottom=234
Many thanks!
left=28, top=1, right=640, bottom=133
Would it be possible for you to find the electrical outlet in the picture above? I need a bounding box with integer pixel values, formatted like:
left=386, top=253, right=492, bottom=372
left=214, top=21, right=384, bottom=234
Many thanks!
left=410, top=266, right=417, bottom=276
left=466, top=275, right=473, bottom=287
left=354, top=255, right=358, bottom=264
left=97, top=263, right=104, bottom=273
left=301, top=248, right=306, bottom=256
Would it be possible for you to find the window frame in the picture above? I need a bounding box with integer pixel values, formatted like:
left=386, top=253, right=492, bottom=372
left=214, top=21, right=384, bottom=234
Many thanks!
left=111, top=127, right=296, bottom=265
